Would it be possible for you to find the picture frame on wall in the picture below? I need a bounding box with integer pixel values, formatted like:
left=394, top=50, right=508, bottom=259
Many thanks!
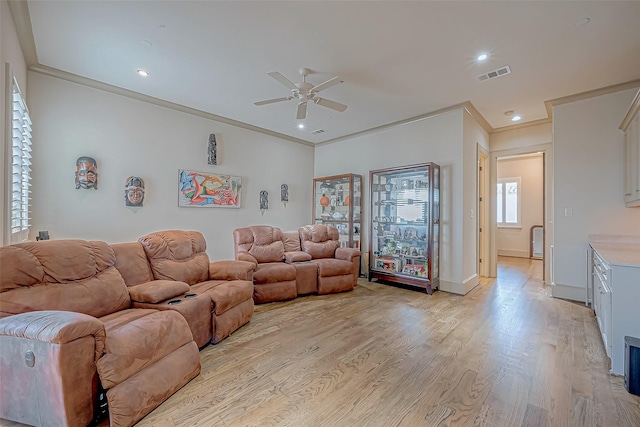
left=178, top=169, right=242, bottom=208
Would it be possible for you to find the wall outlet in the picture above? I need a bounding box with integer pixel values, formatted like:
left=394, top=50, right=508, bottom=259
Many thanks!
left=564, top=208, right=573, bottom=217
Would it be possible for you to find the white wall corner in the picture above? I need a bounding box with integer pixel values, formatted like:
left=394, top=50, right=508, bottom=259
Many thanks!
left=439, top=274, right=479, bottom=295
left=551, top=284, right=586, bottom=303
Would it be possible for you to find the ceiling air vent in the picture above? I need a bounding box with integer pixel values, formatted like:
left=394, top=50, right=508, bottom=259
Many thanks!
left=477, top=65, right=511, bottom=82
left=310, top=129, right=325, bottom=134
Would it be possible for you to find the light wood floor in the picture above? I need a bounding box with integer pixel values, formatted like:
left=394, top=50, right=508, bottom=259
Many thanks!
left=3, top=256, right=639, bottom=426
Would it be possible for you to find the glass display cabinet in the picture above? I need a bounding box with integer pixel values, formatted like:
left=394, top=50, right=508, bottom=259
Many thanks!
left=312, top=173, right=363, bottom=249
left=369, top=163, right=440, bottom=294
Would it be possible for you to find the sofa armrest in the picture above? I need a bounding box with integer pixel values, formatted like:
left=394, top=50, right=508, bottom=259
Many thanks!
left=236, top=253, right=258, bottom=265
left=128, top=280, right=190, bottom=303
left=0, top=310, right=106, bottom=361
left=284, top=251, right=312, bottom=263
left=209, top=260, right=256, bottom=281
left=335, top=247, right=362, bottom=263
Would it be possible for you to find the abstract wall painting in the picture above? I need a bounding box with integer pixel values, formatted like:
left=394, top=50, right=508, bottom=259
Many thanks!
left=178, top=169, right=241, bottom=208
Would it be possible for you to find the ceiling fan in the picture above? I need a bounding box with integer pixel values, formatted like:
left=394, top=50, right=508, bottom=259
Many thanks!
left=254, top=67, right=347, bottom=120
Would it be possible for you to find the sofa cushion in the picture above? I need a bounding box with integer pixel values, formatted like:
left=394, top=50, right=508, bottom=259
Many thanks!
left=96, top=309, right=194, bottom=389
left=111, top=242, right=154, bottom=286
left=138, top=230, right=210, bottom=285
left=313, top=258, right=354, bottom=277
left=128, top=280, right=190, bottom=303
left=191, top=280, right=253, bottom=315
left=299, top=225, right=340, bottom=259
left=253, top=262, right=296, bottom=284
left=0, top=240, right=131, bottom=319
left=282, top=230, right=301, bottom=252
left=233, top=226, right=285, bottom=263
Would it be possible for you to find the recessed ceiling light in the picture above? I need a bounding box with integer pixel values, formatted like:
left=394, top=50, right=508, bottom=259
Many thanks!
left=298, top=123, right=305, bottom=129
left=511, top=115, right=522, bottom=122
left=575, top=17, right=590, bottom=26
left=141, top=40, right=152, bottom=48
left=137, top=69, right=149, bottom=77
left=477, top=53, right=489, bottom=61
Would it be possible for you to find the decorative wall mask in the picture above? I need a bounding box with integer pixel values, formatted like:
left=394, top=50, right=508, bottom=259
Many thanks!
left=75, top=156, right=98, bottom=189
left=207, top=134, right=217, bottom=165
left=125, top=176, right=145, bottom=207
left=260, top=190, right=268, bottom=216
left=281, top=184, right=289, bottom=207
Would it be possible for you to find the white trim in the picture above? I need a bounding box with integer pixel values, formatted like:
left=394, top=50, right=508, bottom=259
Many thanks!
left=551, top=284, right=587, bottom=303
left=439, top=274, right=479, bottom=295
left=497, top=249, right=529, bottom=258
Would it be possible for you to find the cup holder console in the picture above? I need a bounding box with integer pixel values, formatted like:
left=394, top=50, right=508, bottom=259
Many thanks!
left=184, top=293, right=197, bottom=299
left=167, top=300, right=182, bottom=305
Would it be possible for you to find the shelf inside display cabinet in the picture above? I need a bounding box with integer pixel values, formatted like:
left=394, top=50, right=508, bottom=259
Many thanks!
left=369, top=162, right=440, bottom=294
left=312, top=173, right=363, bottom=250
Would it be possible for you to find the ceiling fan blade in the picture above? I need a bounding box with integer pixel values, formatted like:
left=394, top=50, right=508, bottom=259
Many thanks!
left=311, top=76, right=343, bottom=93
left=268, top=72, right=298, bottom=90
left=314, top=97, right=348, bottom=112
left=296, top=102, right=307, bottom=120
left=254, top=96, right=292, bottom=106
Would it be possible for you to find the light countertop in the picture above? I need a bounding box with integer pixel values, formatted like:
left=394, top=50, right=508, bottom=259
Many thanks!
left=589, top=235, right=640, bottom=268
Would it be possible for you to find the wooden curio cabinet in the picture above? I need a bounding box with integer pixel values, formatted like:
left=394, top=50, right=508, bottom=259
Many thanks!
left=312, top=173, right=363, bottom=249
left=369, top=163, right=440, bottom=294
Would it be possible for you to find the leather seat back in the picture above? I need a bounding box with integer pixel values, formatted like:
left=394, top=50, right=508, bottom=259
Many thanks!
left=138, top=230, right=209, bottom=285
left=0, top=240, right=130, bottom=318
left=299, top=225, right=340, bottom=259
left=233, top=226, right=285, bottom=263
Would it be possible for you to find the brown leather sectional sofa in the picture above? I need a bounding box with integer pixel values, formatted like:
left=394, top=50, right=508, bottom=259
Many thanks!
left=0, top=230, right=254, bottom=427
left=233, top=224, right=361, bottom=303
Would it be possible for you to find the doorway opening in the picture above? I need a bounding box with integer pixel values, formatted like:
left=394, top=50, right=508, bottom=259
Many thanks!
left=495, top=152, right=545, bottom=278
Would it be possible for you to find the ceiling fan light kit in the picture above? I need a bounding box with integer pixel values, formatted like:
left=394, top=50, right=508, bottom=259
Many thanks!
left=254, top=67, right=348, bottom=120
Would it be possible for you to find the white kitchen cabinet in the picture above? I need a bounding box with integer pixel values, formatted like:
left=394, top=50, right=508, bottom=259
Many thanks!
left=589, top=243, right=640, bottom=375
left=620, top=90, right=640, bottom=208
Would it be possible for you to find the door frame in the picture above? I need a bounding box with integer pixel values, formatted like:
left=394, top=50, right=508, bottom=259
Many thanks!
left=477, top=145, right=489, bottom=277
left=489, top=143, right=553, bottom=284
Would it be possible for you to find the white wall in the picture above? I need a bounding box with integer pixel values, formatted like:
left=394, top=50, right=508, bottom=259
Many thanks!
left=27, top=71, right=314, bottom=260
left=315, top=109, right=478, bottom=292
left=491, top=123, right=552, bottom=151
left=553, top=89, right=640, bottom=298
left=1, top=1, right=28, bottom=246
left=497, top=155, right=544, bottom=258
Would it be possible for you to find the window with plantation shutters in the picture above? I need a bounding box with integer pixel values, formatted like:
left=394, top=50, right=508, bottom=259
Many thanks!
left=10, top=77, right=32, bottom=243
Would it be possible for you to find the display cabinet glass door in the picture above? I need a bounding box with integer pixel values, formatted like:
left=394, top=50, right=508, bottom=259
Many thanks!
left=369, top=163, right=440, bottom=294
left=313, top=173, right=362, bottom=249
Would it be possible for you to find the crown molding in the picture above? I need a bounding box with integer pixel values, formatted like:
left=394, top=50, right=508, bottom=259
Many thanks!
left=619, top=88, right=640, bottom=131
left=316, top=102, right=483, bottom=147
left=8, top=0, right=38, bottom=66
left=491, top=117, right=552, bottom=134
left=547, top=79, right=640, bottom=108
left=28, top=65, right=315, bottom=147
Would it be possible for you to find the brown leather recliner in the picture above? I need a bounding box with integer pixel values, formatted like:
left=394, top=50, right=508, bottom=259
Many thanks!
left=233, top=225, right=361, bottom=303
left=137, top=230, right=255, bottom=344
left=0, top=240, right=200, bottom=427
left=299, top=224, right=361, bottom=294
left=233, top=226, right=297, bottom=303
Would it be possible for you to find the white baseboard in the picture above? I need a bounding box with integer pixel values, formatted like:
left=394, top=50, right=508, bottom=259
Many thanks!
left=497, top=249, right=529, bottom=258
left=551, top=284, right=586, bottom=303
left=439, top=274, right=479, bottom=295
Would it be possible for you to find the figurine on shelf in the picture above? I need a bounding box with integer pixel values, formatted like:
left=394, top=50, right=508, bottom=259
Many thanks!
left=320, top=193, right=330, bottom=207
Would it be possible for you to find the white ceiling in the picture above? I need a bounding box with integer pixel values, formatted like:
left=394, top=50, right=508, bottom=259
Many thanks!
left=24, top=1, right=640, bottom=144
